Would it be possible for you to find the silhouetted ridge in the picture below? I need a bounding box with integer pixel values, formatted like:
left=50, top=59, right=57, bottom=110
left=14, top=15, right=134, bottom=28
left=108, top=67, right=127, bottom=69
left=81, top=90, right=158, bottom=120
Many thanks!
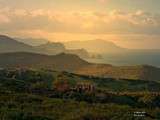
left=0, top=35, right=90, bottom=58
left=0, top=52, right=89, bottom=71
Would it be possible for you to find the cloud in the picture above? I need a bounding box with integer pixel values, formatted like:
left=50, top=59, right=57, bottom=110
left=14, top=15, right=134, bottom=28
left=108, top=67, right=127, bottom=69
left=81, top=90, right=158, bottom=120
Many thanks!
left=97, top=0, right=109, bottom=3
left=14, top=9, right=28, bottom=16
left=107, top=10, right=159, bottom=26
left=0, top=7, right=160, bottom=35
left=0, top=14, right=10, bottom=24
left=0, top=8, right=11, bottom=24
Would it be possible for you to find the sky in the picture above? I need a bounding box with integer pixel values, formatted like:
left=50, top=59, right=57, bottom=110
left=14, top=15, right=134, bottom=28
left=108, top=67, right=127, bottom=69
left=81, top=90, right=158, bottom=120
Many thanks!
left=0, top=0, right=160, bottom=49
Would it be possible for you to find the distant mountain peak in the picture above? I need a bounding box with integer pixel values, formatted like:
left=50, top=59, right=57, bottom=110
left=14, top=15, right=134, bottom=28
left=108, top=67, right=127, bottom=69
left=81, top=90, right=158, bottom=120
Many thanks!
left=15, top=37, right=48, bottom=46
left=0, top=35, right=37, bottom=53
left=0, top=35, right=28, bottom=44
left=0, top=34, right=11, bottom=38
left=0, top=35, right=16, bottom=42
left=64, top=39, right=125, bottom=53
left=39, top=41, right=65, bottom=48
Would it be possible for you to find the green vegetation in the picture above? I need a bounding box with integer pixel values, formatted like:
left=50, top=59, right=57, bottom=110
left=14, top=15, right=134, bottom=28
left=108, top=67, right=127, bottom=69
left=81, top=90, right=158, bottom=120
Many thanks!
left=1, top=93, right=160, bottom=120
left=0, top=68, right=160, bottom=120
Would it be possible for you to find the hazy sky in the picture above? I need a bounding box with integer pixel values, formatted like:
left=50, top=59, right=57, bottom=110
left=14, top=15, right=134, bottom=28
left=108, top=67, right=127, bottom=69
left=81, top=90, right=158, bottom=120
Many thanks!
left=0, top=0, right=160, bottom=49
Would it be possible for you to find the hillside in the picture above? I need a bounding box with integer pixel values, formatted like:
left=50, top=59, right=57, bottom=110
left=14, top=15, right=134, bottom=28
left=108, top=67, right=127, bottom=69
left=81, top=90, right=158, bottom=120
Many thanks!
left=37, top=42, right=90, bottom=58
left=64, top=39, right=160, bottom=67
left=0, top=68, right=160, bottom=119
left=0, top=68, right=160, bottom=93
left=15, top=38, right=48, bottom=46
left=0, top=35, right=90, bottom=58
left=36, top=42, right=66, bottom=54
left=0, top=35, right=38, bottom=53
left=64, top=39, right=126, bottom=53
left=0, top=52, right=89, bottom=71
left=76, top=64, right=160, bottom=81
left=0, top=52, right=160, bottom=81
left=65, top=48, right=90, bottom=58
left=64, top=39, right=160, bottom=54
left=0, top=35, right=160, bottom=81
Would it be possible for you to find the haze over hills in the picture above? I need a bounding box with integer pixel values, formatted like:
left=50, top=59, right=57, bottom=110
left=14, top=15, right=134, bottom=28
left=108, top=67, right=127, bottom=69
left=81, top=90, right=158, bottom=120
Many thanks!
left=0, top=34, right=160, bottom=81
left=36, top=42, right=66, bottom=54
left=0, top=35, right=90, bottom=58
left=15, top=38, right=48, bottom=46
left=14, top=37, right=160, bottom=66
left=0, top=52, right=160, bottom=81
left=36, top=42, right=90, bottom=58
left=1, top=34, right=160, bottom=66
left=0, top=35, right=38, bottom=53
left=64, top=39, right=160, bottom=66
left=64, top=39, right=126, bottom=54
left=64, top=39, right=160, bottom=53
left=1, top=0, right=160, bottom=119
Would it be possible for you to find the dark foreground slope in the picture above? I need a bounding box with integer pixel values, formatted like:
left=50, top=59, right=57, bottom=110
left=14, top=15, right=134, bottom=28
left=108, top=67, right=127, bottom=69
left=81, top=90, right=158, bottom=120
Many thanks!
left=0, top=52, right=89, bottom=71
left=0, top=69, right=160, bottom=120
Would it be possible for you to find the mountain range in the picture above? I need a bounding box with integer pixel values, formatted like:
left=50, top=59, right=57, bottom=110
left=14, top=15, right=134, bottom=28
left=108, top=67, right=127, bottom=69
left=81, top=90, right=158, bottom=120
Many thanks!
left=64, top=39, right=160, bottom=67
left=64, top=39, right=160, bottom=54
left=64, top=39, right=126, bottom=54
left=0, top=35, right=160, bottom=81
left=14, top=36, right=160, bottom=66
left=14, top=37, right=160, bottom=55
left=0, top=35, right=38, bottom=53
left=0, top=35, right=90, bottom=58
left=15, top=38, right=48, bottom=46
left=0, top=51, right=160, bottom=81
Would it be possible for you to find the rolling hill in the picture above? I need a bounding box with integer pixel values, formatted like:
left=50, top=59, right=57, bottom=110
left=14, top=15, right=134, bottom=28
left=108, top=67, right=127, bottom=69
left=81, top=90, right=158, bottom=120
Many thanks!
left=0, top=35, right=38, bottom=53
left=0, top=52, right=160, bottom=81
left=36, top=42, right=66, bottom=54
left=36, top=42, right=90, bottom=58
left=64, top=39, right=160, bottom=67
left=76, top=64, right=160, bottom=81
left=15, top=38, right=48, bottom=46
left=0, top=52, right=90, bottom=71
left=0, top=35, right=160, bottom=81
left=64, top=39, right=126, bottom=54
left=64, top=39, right=160, bottom=54
left=0, top=35, right=90, bottom=58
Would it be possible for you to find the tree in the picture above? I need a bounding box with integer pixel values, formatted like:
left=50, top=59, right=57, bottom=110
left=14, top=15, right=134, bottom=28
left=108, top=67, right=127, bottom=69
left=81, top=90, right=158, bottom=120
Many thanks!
left=53, top=74, right=70, bottom=92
